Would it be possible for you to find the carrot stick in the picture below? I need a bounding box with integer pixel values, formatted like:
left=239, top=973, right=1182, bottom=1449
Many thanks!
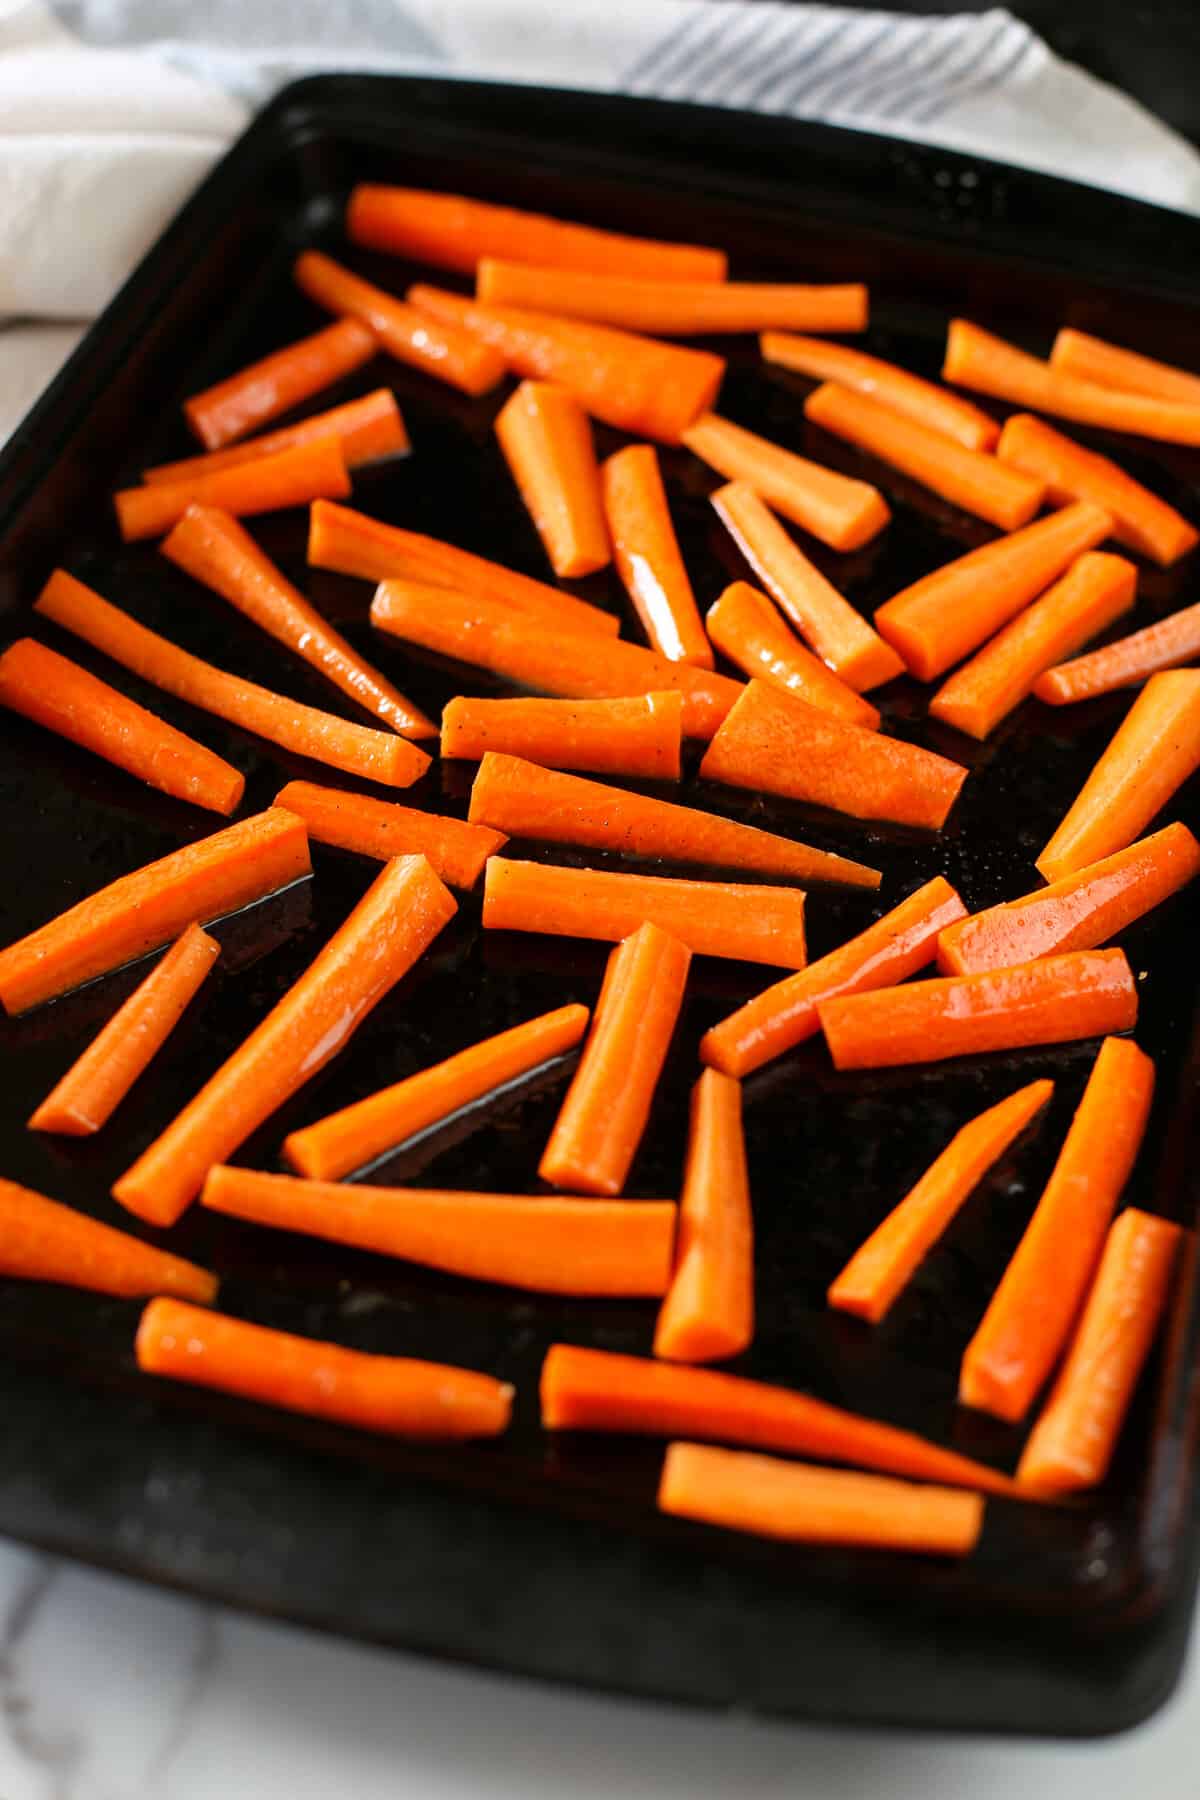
left=711, top=481, right=903, bottom=690
left=408, top=286, right=725, bottom=444
left=1037, top=671, right=1200, bottom=881
left=0, top=636, right=244, bottom=816
left=682, top=411, right=890, bottom=552
left=0, top=806, right=309, bottom=1015
left=295, top=251, right=506, bottom=396
left=468, top=751, right=881, bottom=888
left=478, top=260, right=868, bottom=334
left=929, top=551, right=1137, bottom=740
left=874, top=500, right=1113, bottom=681
left=274, top=780, right=504, bottom=889
left=819, top=948, right=1138, bottom=1071
left=700, top=876, right=966, bottom=1078
left=1049, top=327, right=1200, bottom=404
left=699, top=680, right=967, bottom=829
left=347, top=184, right=728, bottom=282
left=761, top=331, right=999, bottom=450
left=959, top=1036, right=1155, bottom=1422
left=113, top=855, right=456, bottom=1227
left=828, top=1080, right=1054, bottom=1324
left=0, top=1181, right=216, bottom=1303
left=705, top=581, right=881, bottom=728
left=184, top=317, right=378, bottom=450
left=137, top=1297, right=511, bottom=1439
left=146, top=389, right=409, bottom=485
left=495, top=381, right=610, bottom=578
left=283, top=1002, right=589, bottom=1181
left=162, top=505, right=435, bottom=739
left=35, top=570, right=431, bottom=789
left=440, top=692, right=683, bottom=780
left=602, top=444, right=710, bottom=666
left=654, top=1069, right=753, bottom=1362
left=938, top=823, right=1200, bottom=976
left=115, top=439, right=351, bottom=543
left=1035, top=601, right=1200, bottom=705
left=482, top=857, right=808, bottom=968
left=201, top=1166, right=676, bottom=1297
left=1017, top=1206, right=1181, bottom=1494
left=29, top=924, right=219, bottom=1136
left=996, top=414, right=1197, bottom=566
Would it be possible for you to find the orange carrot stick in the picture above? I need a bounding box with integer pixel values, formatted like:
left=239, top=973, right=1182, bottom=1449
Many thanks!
left=1035, top=601, right=1200, bottom=705
left=828, top=1080, right=1054, bottom=1324
left=960, top=1036, right=1155, bottom=1422
left=482, top=857, right=808, bottom=968
left=699, top=680, right=967, bottom=829
left=700, top=876, right=965, bottom=1077
left=113, top=855, right=456, bottom=1227
left=602, top=444, right=710, bottom=666
left=273, top=779, right=504, bottom=889
left=137, top=1297, right=511, bottom=1439
left=761, top=331, right=998, bottom=450
left=201, top=1166, right=676, bottom=1297
left=654, top=1068, right=753, bottom=1362
left=682, top=411, right=890, bottom=552
left=0, top=636, right=243, bottom=816
left=495, top=381, right=610, bottom=578
left=184, top=317, right=378, bottom=450
left=929, top=551, right=1137, bottom=740
left=29, top=924, right=219, bottom=1136
left=1017, top=1206, right=1181, bottom=1494
left=115, top=439, right=351, bottom=543
left=0, top=807, right=309, bottom=1015
left=938, top=823, right=1200, bottom=976
left=705, top=581, right=880, bottom=728
left=467, top=750, right=880, bottom=888
left=283, top=1001, right=589, bottom=1181
left=478, top=260, right=867, bottom=333
left=0, top=1181, right=216, bottom=1303
left=146, top=389, right=409, bottom=485
left=711, top=481, right=902, bottom=690
left=1037, top=670, right=1200, bottom=881
left=1049, top=327, right=1200, bottom=404
left=440, top=692, right=683, bottom=780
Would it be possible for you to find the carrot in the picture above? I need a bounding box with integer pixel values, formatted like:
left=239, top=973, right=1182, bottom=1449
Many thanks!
left=699, top=680, right=967, bottom=829
left=482, top=857, right=808, bottom=968
left=478, top=260, right=868, bottom=334
left=274, top=780, right=504, bottom=889
left=184, top=317, right=378, bottom=450
left=602, top=444, right=710, bottom=666
left=0, top=807, right=309, bottom=1015
left=874, top=501, right=1113, bottom=681
left=654, top=1069, right=753, bottom=1362
left=0, top=636, right=244, bottom=816
left=294, top=250, right=505, bottom=397
left=115, top=438, right=351, bottom=543
left=0, top=1180, right=216, bottom=1303
left=408, top=286, right=725, bottom=444
left=146, top=389, right=409, bottom=485
left=682, top=412, right=890, bottom=553
left=1037, top=671, right=1200, bottom=881
left=705, top=581, right=880, bottom=728
left=929, top=551, right=1137, bottom=740
left=468, top=751, right=880, bottom=888
left=819, top=948, right=1137, bottom=1071
left=440, top=692, right=683, bottom=780
left=1017, top=1207, right=1181, bottom=1494
left=828, top=1080, right=1054, bottom=1324
left=201, top=1166, right=676, bottom=1297
left=700, top=876, right=966, bottom=1078
left=938, top=823, right=1200, bottom=976
left=959, top=1036, right=1155, bottom=1422
left=136, top=1297, right=511, bottom=1439
left=1035, top=601, right=1200, bottom=705
left=346, top=183, right=727, bottom=282
left=761, top=331, right=999, bottom=450
left=29, top=923, right=219, bottom=1135
left=162, top=506, right=435, bottom=739
left=35, top=570, right=431, bottom=788
left=711, top=481, right=902, bottom=690
left=1049, top=327, right=1200, bottom=405
left=996, top=414, right=1197, bottom=566
left=283, top=1002, right=589, bottom=1181
left=113, top=855, right=456, bottom=1227
left=495, top=381, right=610, bottom=578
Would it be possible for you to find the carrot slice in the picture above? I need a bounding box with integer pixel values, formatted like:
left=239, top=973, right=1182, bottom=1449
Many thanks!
left=496, top=381, right=610, bottom=578
left=699, top=680, right=967, bottom=829
left=960, top=1036, right=1155, bottom=1422
left=478, top=261, right=867, bottom=334
left=146, top=390, right=409, bottom=485
left=113, top=855, right=456, bottom=1226
left=1049, top=328, right=1200, bottom=405
left=440, top=692, right=683, bottom=780
left=0, top=1181, right=216, bottom=1303
left=29, top=924, right=219, bottom=1135
left=184, top=317, right=378, bottom=450
left=929, top=551, right=1137, bottom=740
left=654, top=1069, right=753, bottom=1362
left=274, top=779, right=504, bottom=889
left=711, top=481, right=902, bottom=690
left=1017, top=1206, right=1181, bottom=1494
left=468, top=751, right=880, bottom=888
left=682, top=411, right=890, bottom=552
left=283, top=1002, right=589, bottom=1181
left=0, top=807, right=309, bottom=1015
left=482, top=857, right=807, bottom=968
left=828, top=1080, right=1054, bottom=1323
left=201, top=1166, right=676, bottom=1297
left=1035, top=601, right=1200, bottom=705
left=115, top=439, right=351, bottom=543
left=705, top=581, right=880, bottom=728
left=602, top=444, right=710, bottom=666
left=761, top=331, right=998, bottom=450
left=0, top=636, right=243, bottom=816
left=137, top=1297, right=511, bottom=1439
left=701, top=876, right=965, bottom=1078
